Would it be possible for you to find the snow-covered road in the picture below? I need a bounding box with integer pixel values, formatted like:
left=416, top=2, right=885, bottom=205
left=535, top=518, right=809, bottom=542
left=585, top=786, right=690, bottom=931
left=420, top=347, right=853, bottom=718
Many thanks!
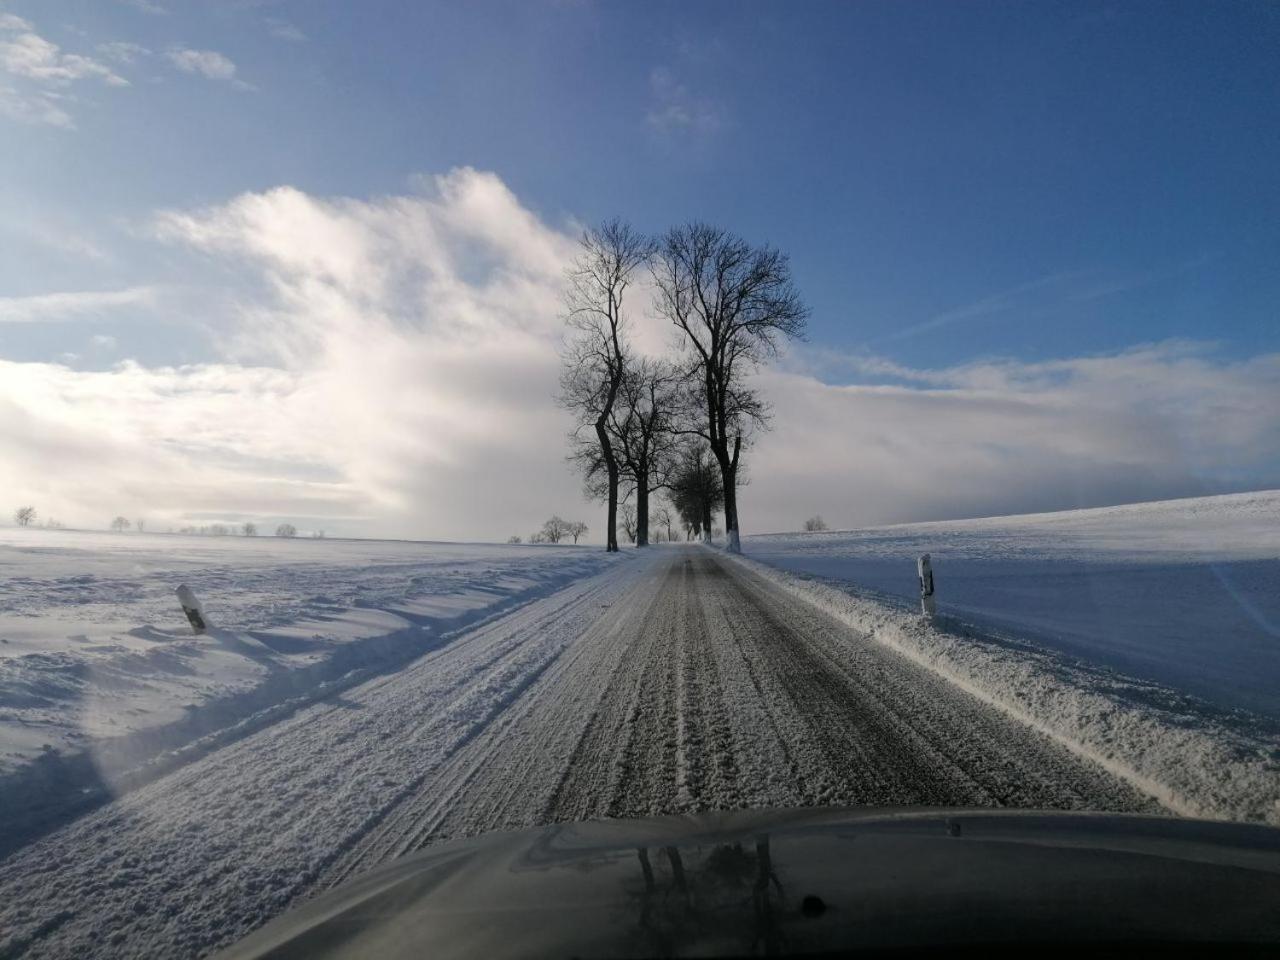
left=1, top=547, right=1155, bottom=958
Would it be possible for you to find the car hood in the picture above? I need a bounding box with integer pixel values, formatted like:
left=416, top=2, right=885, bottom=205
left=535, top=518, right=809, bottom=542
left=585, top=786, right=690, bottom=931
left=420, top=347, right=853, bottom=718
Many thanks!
left=217, top=807, right=1280, bottom=958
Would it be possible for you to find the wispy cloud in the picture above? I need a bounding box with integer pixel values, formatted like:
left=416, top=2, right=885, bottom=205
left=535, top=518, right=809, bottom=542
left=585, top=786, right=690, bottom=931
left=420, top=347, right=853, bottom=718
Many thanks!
left=881, top=260, right=1212, bottom=345
left=0, top=13, right=128, bottom=127
left=0, top=83, right=73, bottom=127
left=97, top=40, right=150, bottom=65
left=117, top=0, right=168, bottom=14
left=0, top=286, right=159, bottom=323
left=880, top=270, right=1091, bottom=343
left=645, top=67, right=724, bottom=135
left=1, top=26, right=126, bottom=85
left=9, top=220, right=111, bottom=262
left=265, top=18, right=306, bottom=43
left=165, top=45, right=251, bottom=89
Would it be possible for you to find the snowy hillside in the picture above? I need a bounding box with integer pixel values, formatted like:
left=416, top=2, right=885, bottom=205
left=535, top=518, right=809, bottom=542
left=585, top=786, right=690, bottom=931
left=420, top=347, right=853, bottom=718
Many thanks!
left=746, top=490, right=1280, bottom=720
left=0, top=530, right=622, bottom=848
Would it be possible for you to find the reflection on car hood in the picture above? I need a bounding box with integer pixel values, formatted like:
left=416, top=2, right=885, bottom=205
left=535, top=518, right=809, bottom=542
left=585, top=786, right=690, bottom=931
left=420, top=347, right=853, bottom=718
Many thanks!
left=217, top=807, right=1280, bottom=959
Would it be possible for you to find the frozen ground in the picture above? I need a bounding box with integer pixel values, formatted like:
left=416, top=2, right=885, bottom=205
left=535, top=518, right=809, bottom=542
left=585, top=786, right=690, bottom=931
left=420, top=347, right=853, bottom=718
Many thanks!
left=1, top=518, right=1277, bottom=958
left=0, top=549, right=1160, bottom=959
left=746, top=490, right=1280, bottom=721
left=0, top=529, right=621, bottom=849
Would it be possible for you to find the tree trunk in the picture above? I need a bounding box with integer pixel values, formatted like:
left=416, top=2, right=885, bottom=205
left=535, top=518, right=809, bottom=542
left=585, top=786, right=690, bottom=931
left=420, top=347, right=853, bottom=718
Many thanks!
left=722, top=473, right=740, bottom=552
left=635, top=462, right=649, bottom=547
left=700, top=498, right=712, bottom=545
left=710, top=435, right=741, bottom=552
left=598, top=422, right=619, bottom=552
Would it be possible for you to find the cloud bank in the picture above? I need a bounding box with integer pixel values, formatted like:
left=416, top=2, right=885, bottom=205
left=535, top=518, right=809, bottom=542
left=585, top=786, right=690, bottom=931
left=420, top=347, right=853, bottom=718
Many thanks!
left=1, top=168, right=1277, bottom=540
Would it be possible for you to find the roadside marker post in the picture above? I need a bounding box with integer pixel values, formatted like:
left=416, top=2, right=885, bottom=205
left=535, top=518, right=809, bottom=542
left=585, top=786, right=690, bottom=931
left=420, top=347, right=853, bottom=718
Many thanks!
left=176, top=584, right=208, bottom=634
left=918, top=554, right=936, bottom=619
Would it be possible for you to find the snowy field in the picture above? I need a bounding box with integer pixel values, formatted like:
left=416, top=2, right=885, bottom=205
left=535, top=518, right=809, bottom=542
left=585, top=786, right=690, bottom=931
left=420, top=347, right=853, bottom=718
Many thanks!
left=0, top=529, right=621, bottom=849
left=746, top=490, right=1280, bottom=722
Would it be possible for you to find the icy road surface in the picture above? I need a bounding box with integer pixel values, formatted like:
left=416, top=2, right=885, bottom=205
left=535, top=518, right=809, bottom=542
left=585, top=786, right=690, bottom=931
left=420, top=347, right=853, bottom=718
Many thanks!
left=0, top=547, right=1154, bottom=959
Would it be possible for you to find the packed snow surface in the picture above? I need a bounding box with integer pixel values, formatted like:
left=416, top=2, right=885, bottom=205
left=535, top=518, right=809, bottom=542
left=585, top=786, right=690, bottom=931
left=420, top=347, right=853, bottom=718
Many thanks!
left=2, top=548, right=1167, bottom=959
left=746, top=490, right=1280, bottom=720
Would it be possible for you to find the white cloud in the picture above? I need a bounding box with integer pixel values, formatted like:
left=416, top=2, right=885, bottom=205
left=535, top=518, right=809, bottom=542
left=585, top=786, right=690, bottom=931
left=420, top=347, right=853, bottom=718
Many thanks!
left=742, top=343, right=1280, bottom=533
left=646, top=67, right=724, bottom=135
left=1, top=169, right=1276, bottom=540
left=0, top=170, right=584, bottom=535
left=165, top=46, right=243, bottom=85
left=0, top=15, right=129, bottom=127
left=1, top=29, right=126, bottom=86
left=0, top=286, right=159, bottom=323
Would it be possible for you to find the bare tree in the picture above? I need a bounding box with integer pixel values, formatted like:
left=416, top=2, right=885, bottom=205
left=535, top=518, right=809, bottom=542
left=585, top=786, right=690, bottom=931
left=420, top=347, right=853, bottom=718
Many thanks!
left=652, top=506, right=674, bottom=542
left=608, top=357, right=680, bottom=547
left=242, top=521, right=258, bottom=536
left=110, top=515, right=131, bottom=532
left=568, top=521, right=588, bottom=544
left=668, top=444, right=724, bottom=543
left=618, top=504, right=637, bottom=545
left=507, top=535, right=523, bottom=544
left=559, top=220, right=653, bottom=552
left=803, top=515, right=829, bottom=532
left=275, top=523, right=297, bottom=538
left=135, top=518, right=145, bottom=533
left=13, top=506, right=36, bottom=527
left=529, top=530, right=548, bottom=544
left=540, top=516, right=573, bottom=544
left=653, top=224, right=808, bottom=552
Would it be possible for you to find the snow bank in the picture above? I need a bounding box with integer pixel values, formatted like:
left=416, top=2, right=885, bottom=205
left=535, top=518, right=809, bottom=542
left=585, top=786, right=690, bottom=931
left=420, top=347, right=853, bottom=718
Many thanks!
left=725, top=551, right=1280, bottom=826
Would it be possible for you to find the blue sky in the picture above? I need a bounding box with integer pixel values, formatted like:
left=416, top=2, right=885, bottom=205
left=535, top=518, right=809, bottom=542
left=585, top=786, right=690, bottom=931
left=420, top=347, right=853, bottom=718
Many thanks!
left=1, top=0, right=1278, bottom=537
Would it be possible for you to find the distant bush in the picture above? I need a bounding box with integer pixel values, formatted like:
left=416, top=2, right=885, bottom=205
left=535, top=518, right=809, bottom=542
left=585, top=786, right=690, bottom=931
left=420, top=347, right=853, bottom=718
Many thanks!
left=110, top=516, right=131, bottom=532
left=13, top=506, right=36, bottom=527
left=803, top=515, right=828, bottom=532
left=242, top=522, right=258, bottom=536
left=507, top=535, right=522, bottom=544
left=275, top=523, right=298, bottom=538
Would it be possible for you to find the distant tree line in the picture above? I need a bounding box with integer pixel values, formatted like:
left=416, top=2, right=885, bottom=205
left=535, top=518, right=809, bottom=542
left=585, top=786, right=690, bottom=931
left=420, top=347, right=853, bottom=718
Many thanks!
left=559, top=219, right=807, bottom=552
left=10, top=506, right=325, bottom=538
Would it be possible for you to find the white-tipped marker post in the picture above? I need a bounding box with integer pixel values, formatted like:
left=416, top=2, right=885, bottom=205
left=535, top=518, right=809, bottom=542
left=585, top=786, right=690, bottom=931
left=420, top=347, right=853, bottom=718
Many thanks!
left=917, top=554, right=936, bottom=619
left=176, top=584, right=208, bottom=634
